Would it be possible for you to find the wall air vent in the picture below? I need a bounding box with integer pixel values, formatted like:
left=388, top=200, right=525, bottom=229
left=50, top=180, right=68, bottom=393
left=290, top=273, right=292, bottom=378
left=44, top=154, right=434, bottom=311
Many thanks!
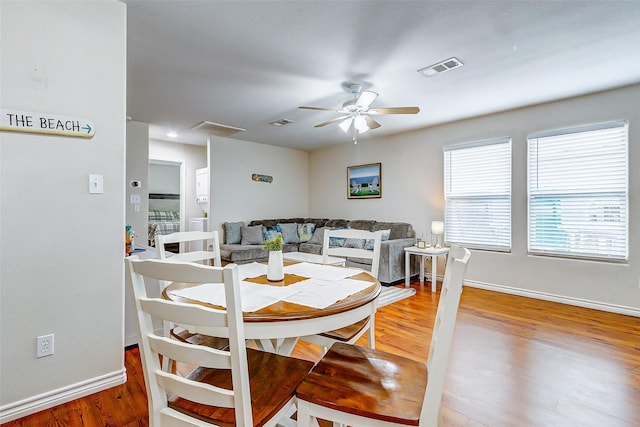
left=418, top=57, right=463, bottom=77
left=190, top=121, right=246, bottom=137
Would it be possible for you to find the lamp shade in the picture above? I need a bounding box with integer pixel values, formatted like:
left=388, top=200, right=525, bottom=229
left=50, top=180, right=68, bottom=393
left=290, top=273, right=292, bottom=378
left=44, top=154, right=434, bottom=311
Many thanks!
left=431, top=220, right=444, bottom=235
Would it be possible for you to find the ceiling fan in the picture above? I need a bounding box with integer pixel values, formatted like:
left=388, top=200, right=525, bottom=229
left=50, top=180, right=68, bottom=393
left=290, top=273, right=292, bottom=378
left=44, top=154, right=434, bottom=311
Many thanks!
left=299, top=84, right=420, bottom=143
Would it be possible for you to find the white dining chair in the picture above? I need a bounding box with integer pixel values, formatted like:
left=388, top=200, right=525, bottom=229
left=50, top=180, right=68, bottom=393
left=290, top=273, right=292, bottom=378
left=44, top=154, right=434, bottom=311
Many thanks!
left=298, top=228, right=383, bottom=352
left=156, top=230, right=222, bottom=267
left=296, top=246, right=471, bottom=427
left=125, top=257, right=314, bottom=427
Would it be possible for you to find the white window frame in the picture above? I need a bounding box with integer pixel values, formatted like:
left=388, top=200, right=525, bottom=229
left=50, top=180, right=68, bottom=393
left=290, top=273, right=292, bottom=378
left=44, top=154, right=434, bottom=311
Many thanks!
left=444, top=137, right=512, bottom=251
left=527, top=121, right=628, bottom=261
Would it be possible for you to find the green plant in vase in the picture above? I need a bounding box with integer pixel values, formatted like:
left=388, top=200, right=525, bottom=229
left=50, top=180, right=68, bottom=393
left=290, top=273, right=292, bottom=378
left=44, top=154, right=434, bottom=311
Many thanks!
left=263, top=233, right=284, bottom=281
left=262, top=233, right=283, bottom=252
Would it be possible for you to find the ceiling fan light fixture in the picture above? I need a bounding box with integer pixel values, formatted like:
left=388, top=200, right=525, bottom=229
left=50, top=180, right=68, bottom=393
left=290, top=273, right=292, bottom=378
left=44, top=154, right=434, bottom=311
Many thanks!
left=338, top=117, right=353, bottom=133
left=356, top=91, right=378, bottom=109
left=354, top=116, right=369, bottom=133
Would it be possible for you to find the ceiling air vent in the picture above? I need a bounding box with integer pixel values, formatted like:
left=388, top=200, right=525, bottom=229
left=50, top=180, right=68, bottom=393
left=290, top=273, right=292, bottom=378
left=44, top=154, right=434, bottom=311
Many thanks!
left=190, top=121, right=246, bottom=137
left=269, top=119, right=294, bottom=127
left=418, top=57, right=463, bottom=77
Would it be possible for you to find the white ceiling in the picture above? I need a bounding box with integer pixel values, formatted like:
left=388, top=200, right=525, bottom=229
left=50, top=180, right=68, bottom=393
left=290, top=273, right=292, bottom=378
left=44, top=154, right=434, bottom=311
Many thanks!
left=124, top=0, right=640, bottom=150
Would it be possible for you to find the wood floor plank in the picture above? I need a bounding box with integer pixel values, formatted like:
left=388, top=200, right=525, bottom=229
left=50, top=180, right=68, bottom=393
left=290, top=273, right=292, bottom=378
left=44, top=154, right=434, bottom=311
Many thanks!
left=2, top=282, right=639, bottom=426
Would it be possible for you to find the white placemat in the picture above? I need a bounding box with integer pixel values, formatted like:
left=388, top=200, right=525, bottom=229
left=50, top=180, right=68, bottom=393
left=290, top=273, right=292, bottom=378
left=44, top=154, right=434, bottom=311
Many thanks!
left=236, top=262, right=268, bottom=279
left=283, top=262, right=363, bottom=281
left=283, top=278, right=373, bottom=309
left=167, top=281, right=300, bottom=312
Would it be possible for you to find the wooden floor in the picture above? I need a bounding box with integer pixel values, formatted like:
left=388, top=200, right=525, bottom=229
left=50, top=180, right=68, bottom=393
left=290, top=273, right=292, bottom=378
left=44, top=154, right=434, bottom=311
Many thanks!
left=3, top=281, right=639, bottom=427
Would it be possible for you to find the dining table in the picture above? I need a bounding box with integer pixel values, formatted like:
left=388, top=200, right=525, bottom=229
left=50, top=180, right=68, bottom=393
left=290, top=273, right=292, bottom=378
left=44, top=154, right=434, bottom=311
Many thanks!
left=163, top=261, right=380, bottom=355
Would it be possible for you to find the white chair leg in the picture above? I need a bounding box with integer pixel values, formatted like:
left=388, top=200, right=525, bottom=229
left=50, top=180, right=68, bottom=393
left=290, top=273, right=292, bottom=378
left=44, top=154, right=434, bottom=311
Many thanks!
left=296, top=401, right=313, bottom=427
left=368, top=316, right=376, bottom=349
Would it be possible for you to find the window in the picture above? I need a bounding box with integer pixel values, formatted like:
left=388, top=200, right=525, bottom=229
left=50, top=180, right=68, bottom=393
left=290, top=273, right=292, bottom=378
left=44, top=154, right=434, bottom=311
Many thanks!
left=444, top=138, right=511, bottom=251
left=528, top=121, right=628, bottom=261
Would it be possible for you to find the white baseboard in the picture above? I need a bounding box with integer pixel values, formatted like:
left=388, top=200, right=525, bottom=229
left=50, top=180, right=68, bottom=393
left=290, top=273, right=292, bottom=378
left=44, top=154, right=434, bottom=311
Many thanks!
left=0, top=368, right=127, bottom=424
left=463, top=278, right=640, bottom=318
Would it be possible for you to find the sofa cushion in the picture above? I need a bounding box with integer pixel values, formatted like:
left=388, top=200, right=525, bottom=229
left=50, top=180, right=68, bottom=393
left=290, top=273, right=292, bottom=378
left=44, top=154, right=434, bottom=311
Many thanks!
left=278, top=223, right=300, bottom=244
left=372, top=222, right=413, bottom=240
left=308, top=227, right=328, bottom=245
left=325, top=219, right=349, bottom=228
left=304, top=218, right=329, bottom=229
left=347, top=220, right=376, bottom=231
left=298, top=242, right=323, bottom=255
left=344, top=238, right=366, bottom=249
left=297, top=223, right=316, bottom=242
left=224, top=221, right=244, bottom=244
left=250, top=219, right=278, bottom=228
left=241, top=225, right=264, bottom=245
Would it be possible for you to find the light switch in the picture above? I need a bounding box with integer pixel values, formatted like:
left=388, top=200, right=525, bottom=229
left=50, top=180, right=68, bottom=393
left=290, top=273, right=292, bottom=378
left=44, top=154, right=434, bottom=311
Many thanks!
left=89, top=174, right=104, bottom=194
left=130, top=194, right=141, bottom=204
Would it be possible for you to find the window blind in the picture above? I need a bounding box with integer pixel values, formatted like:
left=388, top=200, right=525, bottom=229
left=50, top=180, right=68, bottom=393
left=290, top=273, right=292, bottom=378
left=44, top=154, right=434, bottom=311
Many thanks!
left=528, top=121, right=628, bottom=261
left=444, top=138, right=511, bottom=251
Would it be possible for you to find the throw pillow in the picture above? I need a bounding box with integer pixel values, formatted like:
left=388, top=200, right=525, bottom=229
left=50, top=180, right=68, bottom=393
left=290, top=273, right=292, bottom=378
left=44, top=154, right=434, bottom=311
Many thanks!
left=344, top=238, right=365, bottom=249
left=329, top=237, right=346, bottom=247
left=364, top=229, right=390, bottom=250
left=297, top=223, right=316, bottom=242
left=241, top=225, right=264, bottom=245
left=308, top=227, right=327, bottom=245
left=278, top=223, right=300, bottom=244
left=263, top=225, right=280, bottom=242
left=224, top=221, right=244, bottom=244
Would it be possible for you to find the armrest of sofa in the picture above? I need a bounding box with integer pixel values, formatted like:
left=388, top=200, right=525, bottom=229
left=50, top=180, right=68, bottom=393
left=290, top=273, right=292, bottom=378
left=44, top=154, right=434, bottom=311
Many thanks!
left=378, top=237, right=418, bottom=284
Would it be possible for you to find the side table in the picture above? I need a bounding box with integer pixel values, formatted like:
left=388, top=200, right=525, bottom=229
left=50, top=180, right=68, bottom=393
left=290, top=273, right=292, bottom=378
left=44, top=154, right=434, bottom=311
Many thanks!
left=404, top=246, right=450, bottom=291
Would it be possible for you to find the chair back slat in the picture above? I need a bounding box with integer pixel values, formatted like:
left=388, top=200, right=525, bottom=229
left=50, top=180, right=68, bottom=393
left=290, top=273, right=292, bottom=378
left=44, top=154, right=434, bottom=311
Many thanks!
left=421, top=245, right=471, bottom=423
left=322, top=228, right=383, bottom=279
left=155, top=370, right=235, bottom=408
left=133, top=258, right=224, bottom=284
left=157, top=231, right=222, bottom=267
left=141, top=299, right=228, bottom=335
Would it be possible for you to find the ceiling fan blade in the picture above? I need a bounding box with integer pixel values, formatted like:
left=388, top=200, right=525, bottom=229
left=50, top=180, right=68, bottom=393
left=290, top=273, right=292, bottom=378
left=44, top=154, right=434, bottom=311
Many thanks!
left=314, top=115, right=351, bottom=128
left=356, top=91, right=378, bottom=109
left=368, top=106, right=420, bottom=115
left=299, top=106, right=338, bottom=111
left=364, top=115, right=381, bottom=129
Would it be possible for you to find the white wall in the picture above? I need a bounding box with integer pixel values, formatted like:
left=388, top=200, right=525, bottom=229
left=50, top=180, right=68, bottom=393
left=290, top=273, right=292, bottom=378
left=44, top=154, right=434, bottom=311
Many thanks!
left=0, top=1, right=126, bottom=422
left=310, top=85, right=640, bottom=313
left=149, top=139, right=207, bottom=228
left=209, top=136, right=309, bottom=237
left=126, top=120, right=149, bottom=243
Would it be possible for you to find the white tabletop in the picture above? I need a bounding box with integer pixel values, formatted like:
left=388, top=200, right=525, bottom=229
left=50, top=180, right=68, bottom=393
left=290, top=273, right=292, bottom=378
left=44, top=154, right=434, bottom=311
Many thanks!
left=404, top=246, right=450, bottom=255
left=283, top=251, right=346, bottom=266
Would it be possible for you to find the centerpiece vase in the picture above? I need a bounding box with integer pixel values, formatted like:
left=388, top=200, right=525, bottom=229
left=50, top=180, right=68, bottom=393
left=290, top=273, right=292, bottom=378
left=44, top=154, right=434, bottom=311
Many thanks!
left=267, top=250, right=284, bottom=281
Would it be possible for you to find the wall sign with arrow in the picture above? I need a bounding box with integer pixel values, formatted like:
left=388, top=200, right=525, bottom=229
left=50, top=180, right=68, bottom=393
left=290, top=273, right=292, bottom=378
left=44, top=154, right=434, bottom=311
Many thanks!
left=0, top=108, right=95, bottom=138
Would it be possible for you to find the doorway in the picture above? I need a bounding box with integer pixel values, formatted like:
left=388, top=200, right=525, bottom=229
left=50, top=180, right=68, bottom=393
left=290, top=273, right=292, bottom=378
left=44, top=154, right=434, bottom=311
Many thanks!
left=148, top=159, right=184, bottom=252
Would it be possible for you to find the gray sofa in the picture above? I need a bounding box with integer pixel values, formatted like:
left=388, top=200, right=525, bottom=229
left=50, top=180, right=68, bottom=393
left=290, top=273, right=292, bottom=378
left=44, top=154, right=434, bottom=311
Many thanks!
left=219, top=218, right=419, bottom=284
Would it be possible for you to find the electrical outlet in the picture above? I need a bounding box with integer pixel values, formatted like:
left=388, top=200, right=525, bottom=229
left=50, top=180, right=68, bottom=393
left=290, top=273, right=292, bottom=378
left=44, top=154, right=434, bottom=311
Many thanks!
left=37, top=334, right=54, bottom=358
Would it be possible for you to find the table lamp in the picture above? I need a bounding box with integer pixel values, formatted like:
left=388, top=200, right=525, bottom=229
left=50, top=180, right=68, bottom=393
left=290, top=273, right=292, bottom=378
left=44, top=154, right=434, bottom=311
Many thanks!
left=431, top=220, right=444, bottom=248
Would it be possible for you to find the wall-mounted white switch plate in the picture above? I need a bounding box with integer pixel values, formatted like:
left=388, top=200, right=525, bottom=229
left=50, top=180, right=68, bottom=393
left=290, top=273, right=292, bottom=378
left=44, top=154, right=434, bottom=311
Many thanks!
left=130, top=194, right=141, bottom=204
left=89, top=174, right=104, bottom=194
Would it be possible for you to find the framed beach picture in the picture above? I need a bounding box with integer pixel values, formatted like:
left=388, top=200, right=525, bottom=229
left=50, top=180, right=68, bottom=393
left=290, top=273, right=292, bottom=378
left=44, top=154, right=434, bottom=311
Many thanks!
left=347, top=163, right=382, bottom=199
